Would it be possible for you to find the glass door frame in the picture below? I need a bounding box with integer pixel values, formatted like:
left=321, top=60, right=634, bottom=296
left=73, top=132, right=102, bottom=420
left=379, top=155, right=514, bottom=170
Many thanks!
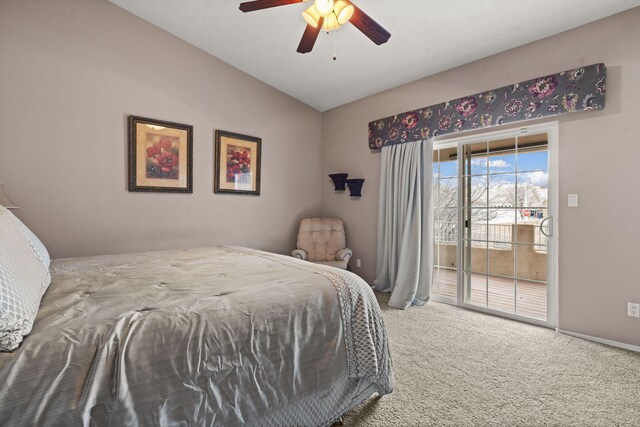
left=431, top=122, right=559, bottom=329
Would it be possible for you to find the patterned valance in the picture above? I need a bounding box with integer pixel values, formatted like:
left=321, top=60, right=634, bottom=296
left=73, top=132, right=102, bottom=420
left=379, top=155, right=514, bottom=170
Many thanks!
left=368, top=63, right=606, bottom=149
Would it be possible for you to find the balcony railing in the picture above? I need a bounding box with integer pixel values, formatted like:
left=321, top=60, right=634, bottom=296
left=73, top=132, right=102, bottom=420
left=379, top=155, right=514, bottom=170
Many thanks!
left=436, top=223, right=547, bottom=252
left=435, top=223, right=548, bottom=282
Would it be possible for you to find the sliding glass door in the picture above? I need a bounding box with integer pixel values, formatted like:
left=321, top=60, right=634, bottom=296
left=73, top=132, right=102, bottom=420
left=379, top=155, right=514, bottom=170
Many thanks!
left=432, top=145, right=458, bottom=300
left=432, top=124, right=557, bottom=328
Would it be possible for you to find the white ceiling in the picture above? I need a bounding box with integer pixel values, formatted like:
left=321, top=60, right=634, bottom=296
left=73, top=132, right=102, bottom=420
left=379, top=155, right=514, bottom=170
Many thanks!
left=108, top=0, right=640, bottom=112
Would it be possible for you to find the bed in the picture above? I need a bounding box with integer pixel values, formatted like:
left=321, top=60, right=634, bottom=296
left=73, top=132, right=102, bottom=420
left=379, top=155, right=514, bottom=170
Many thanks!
left=0, top=245, right=393, bottom=426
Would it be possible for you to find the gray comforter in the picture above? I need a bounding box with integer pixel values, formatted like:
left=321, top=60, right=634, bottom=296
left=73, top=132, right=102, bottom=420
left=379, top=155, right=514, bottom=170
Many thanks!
left=0, top=246, right=392, bottom=426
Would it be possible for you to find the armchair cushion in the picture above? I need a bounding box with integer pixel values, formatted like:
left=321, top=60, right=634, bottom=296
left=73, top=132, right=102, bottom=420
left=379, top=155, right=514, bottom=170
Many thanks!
left=296, top=218, right=346, bottom=262
left=293, top=218, right=351, bottom=269
left=291, top=249, right=308, bottom=261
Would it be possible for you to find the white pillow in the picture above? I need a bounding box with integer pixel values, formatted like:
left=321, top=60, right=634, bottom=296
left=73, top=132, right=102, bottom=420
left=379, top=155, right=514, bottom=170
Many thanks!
left=15, top=216, right=50, bottom=269
left=0, top=207, right=51, bottom=352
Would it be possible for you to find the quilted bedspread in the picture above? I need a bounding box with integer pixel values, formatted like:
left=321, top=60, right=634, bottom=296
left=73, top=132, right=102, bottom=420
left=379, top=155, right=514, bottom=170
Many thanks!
left=0, top=246, right=392, bottom=426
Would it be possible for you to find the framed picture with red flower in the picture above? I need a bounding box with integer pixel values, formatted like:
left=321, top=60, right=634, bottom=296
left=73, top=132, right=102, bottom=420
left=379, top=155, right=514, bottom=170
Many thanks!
left=214, top=130, right=261, bottom=195
left=128, top=115, right=193, bottom=193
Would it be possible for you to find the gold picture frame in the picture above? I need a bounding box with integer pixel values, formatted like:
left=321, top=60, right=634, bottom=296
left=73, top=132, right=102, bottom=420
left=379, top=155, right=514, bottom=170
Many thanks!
left=214, top=130, right=261, bottom=195
left=128, top=115, right=193, bottom=193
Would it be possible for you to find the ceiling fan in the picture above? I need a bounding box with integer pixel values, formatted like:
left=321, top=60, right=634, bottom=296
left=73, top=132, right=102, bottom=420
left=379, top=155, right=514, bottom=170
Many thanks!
left=239, top=0, right=391, bottom=54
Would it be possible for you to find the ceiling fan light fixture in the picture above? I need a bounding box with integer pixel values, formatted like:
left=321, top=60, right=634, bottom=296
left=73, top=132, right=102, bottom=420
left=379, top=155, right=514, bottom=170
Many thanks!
left=302, top=5, right=321, bottom=27
left=240, top=0, right=390, bottom=55
left=333, top=0, right=354, bottom=25
left=313, top=0, right=334, bottom=17
left=321, top=12, right=340, bottom=31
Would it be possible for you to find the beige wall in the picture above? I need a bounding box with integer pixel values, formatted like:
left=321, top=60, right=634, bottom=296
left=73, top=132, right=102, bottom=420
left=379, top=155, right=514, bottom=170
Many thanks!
left=0, top=0, right=322, bottom=258
left=322, top=8, right=640, bottom=346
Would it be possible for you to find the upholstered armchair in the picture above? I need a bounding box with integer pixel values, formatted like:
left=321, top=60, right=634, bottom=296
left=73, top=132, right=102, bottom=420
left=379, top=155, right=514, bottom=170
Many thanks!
left=292, top=218, right=353, bottom=270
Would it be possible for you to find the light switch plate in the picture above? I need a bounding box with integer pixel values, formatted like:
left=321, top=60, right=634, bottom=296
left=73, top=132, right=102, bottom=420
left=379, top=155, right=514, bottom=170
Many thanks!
left=568, top=194, right=579, bottom=207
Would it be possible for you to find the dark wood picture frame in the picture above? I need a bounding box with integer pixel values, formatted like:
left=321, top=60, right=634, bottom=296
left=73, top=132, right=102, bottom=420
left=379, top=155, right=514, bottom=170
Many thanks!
left=214, top=130, right=261, bottom=196
left=128, top=115, right=193, bottom=193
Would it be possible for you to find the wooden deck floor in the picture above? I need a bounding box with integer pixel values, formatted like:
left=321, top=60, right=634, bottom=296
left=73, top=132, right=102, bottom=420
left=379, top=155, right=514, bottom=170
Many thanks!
left=432, top=267, right=547, bottom=320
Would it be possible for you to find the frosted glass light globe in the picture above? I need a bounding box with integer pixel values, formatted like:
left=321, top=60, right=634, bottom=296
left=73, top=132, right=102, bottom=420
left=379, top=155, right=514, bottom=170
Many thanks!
left=313, top=0, right=335, bottom=17
left=302, top=5, right=321, bottom=27
left=334, top=0, right=354, bottom=24
left=322, top=13, right=341, bottom=31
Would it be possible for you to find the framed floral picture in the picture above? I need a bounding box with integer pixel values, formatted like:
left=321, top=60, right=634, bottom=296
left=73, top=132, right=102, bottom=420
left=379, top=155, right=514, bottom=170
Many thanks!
left=214, top=130, right=261, bottom=195
left=128, top=115, right=193, bottom=193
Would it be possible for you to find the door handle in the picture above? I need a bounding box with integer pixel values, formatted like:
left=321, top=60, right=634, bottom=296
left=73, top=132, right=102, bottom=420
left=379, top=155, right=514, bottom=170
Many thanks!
left=540, top=216, right=553, bottom=238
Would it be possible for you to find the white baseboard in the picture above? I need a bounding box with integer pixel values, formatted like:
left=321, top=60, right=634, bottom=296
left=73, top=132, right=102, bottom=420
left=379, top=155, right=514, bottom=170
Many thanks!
left=558, top=329, right=640, bottom=353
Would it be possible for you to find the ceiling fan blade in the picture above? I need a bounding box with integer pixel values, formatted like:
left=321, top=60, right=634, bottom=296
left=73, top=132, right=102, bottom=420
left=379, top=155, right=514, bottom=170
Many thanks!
left=296, top=17, right=324, bottom=53
left=239, top=0, right=306, bottom=13
left=349, top=4, right=391, bottom=45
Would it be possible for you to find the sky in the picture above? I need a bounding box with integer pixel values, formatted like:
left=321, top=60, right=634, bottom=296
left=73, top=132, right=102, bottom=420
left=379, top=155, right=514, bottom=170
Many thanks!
left=434, top=151, right=548, bottom=187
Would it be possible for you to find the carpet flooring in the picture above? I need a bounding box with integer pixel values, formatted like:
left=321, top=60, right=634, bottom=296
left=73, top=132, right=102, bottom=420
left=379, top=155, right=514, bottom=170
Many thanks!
left=342, top=292, right=640, bottom=426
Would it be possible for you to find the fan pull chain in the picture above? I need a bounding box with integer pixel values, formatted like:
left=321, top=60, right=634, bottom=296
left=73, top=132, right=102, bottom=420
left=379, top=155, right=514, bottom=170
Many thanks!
left=332, top=29, right=337, bottom=60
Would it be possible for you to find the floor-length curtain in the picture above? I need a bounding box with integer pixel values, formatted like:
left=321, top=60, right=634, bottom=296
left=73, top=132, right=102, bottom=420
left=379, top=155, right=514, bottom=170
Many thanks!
left=373, top=139, right=433, bottom=309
